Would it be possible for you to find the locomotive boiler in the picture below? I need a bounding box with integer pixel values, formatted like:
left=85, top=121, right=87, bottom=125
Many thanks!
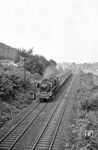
left=37, top=71, right=71, bottom=102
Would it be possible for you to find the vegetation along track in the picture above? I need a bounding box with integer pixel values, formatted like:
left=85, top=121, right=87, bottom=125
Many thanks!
left=28, top=74, right=75, bottom=150
left=0, top=74, right=72, bottom=150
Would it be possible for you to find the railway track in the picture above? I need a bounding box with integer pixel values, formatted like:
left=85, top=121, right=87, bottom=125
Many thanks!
left=0, top=99, right=40, bottom=140
left=0, top=74, right=73, bottom=150
left=0, top=102, right=47, bottom=150
left=52, top=74, right=79, bottom=150
left=28, top=74, right=75, bottom=150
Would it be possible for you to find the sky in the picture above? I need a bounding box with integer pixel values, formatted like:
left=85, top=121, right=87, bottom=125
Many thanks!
left=0, top=0, right=98, bottom=63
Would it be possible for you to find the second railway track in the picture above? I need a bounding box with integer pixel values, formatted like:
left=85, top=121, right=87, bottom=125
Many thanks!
left=0, top=74, right=73, bottom=150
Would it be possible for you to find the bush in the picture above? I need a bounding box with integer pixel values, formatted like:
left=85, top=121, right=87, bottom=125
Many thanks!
left=80, top=99, right=91, bottom=112
left=0, top=65, right=34, bottom=101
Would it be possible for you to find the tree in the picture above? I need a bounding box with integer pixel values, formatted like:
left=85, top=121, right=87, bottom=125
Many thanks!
left=14, top=49, right=50, bottom=76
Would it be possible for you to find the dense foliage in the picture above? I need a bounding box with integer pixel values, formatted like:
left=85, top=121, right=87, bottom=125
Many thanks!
left=15, top=49, right=54, bottom=76
left=0, top=64, right=33, bottom=101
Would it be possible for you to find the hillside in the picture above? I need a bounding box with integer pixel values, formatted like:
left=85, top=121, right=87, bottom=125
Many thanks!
left=0, top=42, right=18, bottom=60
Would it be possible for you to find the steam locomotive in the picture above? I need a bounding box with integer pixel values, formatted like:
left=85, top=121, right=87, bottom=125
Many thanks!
left=37, top=71, right=71, bottom=102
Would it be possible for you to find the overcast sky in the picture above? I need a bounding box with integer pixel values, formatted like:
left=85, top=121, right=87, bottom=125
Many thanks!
left=0, top=0, right=98, bottom=63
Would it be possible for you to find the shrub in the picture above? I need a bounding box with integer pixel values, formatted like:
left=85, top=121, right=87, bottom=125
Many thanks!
left=0, top=65, right=33, bottom=101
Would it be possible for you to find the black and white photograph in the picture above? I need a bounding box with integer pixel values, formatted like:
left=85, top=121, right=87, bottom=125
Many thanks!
left=0, top=0, right=98, bottom=150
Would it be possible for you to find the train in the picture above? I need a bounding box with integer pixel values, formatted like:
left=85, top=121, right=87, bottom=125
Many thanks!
left=36, top=71, right=71, bottom=102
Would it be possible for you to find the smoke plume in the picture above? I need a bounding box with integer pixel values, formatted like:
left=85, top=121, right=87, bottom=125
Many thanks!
left=43, top=65, right=58, bottom=79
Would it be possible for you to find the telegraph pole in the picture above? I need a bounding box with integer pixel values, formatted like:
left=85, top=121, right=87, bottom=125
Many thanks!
left=20, top=56, right=26, bottom=94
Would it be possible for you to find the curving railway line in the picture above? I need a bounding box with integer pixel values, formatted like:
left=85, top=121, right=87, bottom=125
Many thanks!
left=0, top=73, right=77, bottom=150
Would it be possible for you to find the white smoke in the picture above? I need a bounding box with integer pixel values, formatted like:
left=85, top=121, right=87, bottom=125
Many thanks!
left=43, top=65, right=58, bottom=79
